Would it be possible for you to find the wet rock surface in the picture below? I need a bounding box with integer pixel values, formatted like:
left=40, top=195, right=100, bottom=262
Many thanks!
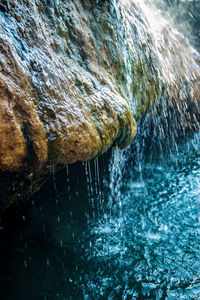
left=0, top=0, right=200, bottom=210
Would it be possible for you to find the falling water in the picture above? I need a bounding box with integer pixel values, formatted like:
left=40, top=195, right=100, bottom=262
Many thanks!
left=0, top=129, right=199, bottom=299
left=0, top=0, right=200, bottom=299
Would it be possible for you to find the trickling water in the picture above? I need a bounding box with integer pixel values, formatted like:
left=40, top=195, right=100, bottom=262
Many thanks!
left=82, top=133, right=200, bottom=299
left=0, top=0, right=200, bottom=299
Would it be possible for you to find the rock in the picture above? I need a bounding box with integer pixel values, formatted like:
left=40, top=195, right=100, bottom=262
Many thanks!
left=0, top=0, right=199, bottom=211
left=0, top=0, right=137, bottom=174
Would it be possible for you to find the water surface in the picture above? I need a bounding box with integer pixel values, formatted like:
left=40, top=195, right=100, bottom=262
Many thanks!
left=0, top=133, right=200, bottom=299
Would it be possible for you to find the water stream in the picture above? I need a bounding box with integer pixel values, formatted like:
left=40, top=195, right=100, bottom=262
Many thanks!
left=0, top=131, right=200, bottom=299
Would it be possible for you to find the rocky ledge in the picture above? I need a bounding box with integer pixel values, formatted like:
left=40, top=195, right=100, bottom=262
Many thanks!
left=0, top=0, right=199, bottom=211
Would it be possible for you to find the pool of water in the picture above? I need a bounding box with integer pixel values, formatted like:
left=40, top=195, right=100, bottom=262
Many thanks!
left=0, top=133, right=200, bottom=299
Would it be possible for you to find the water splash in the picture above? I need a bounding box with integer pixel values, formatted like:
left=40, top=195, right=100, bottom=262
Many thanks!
left=0, top=1, right=200, bottom=299
left=81, top=131, right=200, bottom=299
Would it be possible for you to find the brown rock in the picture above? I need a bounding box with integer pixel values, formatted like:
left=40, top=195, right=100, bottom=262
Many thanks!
left=0, top=0, right=199, bottom=211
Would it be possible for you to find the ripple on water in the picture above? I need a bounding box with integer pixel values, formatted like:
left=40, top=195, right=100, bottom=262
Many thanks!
left=78, top=137, right=200, bottom=299
left=0, top=135, right=200, bottom=299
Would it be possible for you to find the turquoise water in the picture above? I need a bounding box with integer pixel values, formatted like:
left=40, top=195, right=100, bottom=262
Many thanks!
left=0, top=133, right=200, bottom=299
